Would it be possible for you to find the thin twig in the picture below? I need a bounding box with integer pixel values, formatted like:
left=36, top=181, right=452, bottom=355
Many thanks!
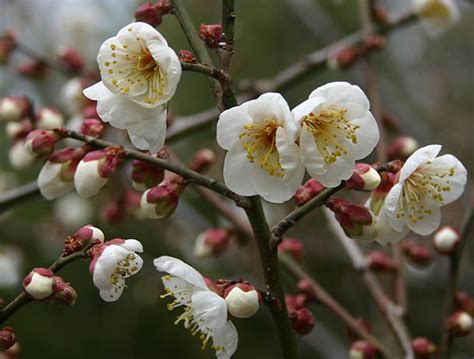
left=0, top=181, right=41, bottom=214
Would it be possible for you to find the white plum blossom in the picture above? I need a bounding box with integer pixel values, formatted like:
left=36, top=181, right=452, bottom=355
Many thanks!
left=83, top=22, right=181, bottom=152
left=383, top=145, right=467, bottom=236
left=90, top=239, right=144, bottom=302
left=412, top=0, right=460, bottom=37
left=9, top=141, right=35, bottom=170
left=216, top=92, right=304, bottom=203
left=292, top=82, right=379, bottom=188
left=154, top=256, right=238, bottom=359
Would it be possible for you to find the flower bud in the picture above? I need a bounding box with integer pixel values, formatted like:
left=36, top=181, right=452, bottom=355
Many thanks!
left=56, top=46, right=84, bottom=72
left=346, top=163, right=381, bottom=191
left=74, top=148, right=122, bottom=198
left=131, top=157, right=165, bottom=191
left=402, top=240, right=432, bottom=267
left=347, top=318, right=372, bottom=342
left=432, top=226, right=460, bottom=255
left=411, top=337, right=437, bottom=359
left=80, top=118, right=104, bottom=138
left=5, top=119, right=33, bottom=140
left=193, top=228, right=231, bottom=258
left=50, top=276, right=78, bottom=306
left=296, top=279, right=316, bottom=301
left=140, top=181, right=183, bottom=219
left=0, top=29, right=16, bottom=65
left=387, top=136, right=419, bottom=161
left=224, top=283, right=261, bottom=319
left=448, top=311, right=472, bottom=337
left=24, top=129, right=61, bottom=158
left=189, top=148, right=216, bottom=173
left=38, top=146, right=86, bottom=200
left=64, top=224, right=104, bottom=256
left=17, top=60, right=47, bottom=77
left=327, top=198, right=377, bottom=241
left=366, top=250, right=398, bottom=273
left=368, top=172, right=396, bottom=215
left=278, top=237, right=304, bottom=262
left=22, top=268, right=55, bottom=300
left=349, top=340, right=378, bottom=359
left=454, top=292, right=474, bottom=315
left=61, top=77, right=88, bottom=115
left=199, top=24, right=223, bottom=49
left=8, top=140, right=35, bottom=169
left=285, top=294, right=309, bottom=312
left=0, top=327, right=16, bottom=350
left=134, top=1, right=172, bottom=27
left=293, top=178, right=325, bottom=206
left=290, top=308, right=315, bottom=336
left=36, top=108, right=64, bottom=130
left=179, top=49, right=197, bottom=64
left=0, top=96, right=29, bottom=122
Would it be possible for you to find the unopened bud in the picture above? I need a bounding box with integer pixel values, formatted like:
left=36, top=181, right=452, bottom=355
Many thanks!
left=411, top=337, right=437, bottom=359
left=189, top=148, right=215, bottom=173
left=22, top=268, right=55, bottom=300
left=296, top=279, right=316, bottom=301
left=224, top=283, right=261, bottom=319
left=80, top=118, right=104, bottom=138
left=193, top=228, right=231, bottom=258
left=37, top=108, right=64, bottom=130
left=285, top=294, right=309, bottom=312
left=64, top=224, right=104, bottom=256
left=131, top=157, right=165, bottom=191
left=346, top=163, right=381, bottom=191
left=5, top=120, right=33, bottom=140
left=294, top=178, right=325, bottom=206
left=432, top=226, right=460, bottom=255
left=0, top=327, right=16, bottom=350
left=290, top=308, right=315, bottom=336
left=56, top=46, right=84, bottom=72
left=50, top=276, right=78, bottom=306
left=448, top=311, right=472, bottom=337
left=366, top=251, right=398, bottom=273
left=17, top=60, right=47, bottom=77
left=179, top=49, right=197, bottom=63
left=454, top=292, right=474, bottom=315
left=140, top=181, right=183, bottom=219
left=199, top=24, right=223, bottom=49
left=278, top=237, right=304, bottom=261
left=0, top=96, right=29, bottom=122
left=387, top=136, right=419, bottom=161
left=349, top=340, right=378, bottom=359
left=9, top=140, right=35, bottom=169
left=134, top=1, right=172, bottom=27
left=25, top=129, right=60, bottom=158
left=402, top=240, right=432, bottom=267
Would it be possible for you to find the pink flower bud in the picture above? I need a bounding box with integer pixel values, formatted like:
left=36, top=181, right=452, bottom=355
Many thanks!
left=37, top=108, right=64, bottom=130
left=278, top=237, right=304, bottom=262
left=64, top=224, right=104, bottom=256
left=293, top=178, right=325, bottom=206
left=22, top=268, right=55, bottom=300
left=80, top=118, right=104, bottom=138
left=387, top=136, right=419, bottom=161
left=101, top=201, right=122, bottom=224
left=5, top=120, right=33, bottom=140
left=17, top=60, right=47, bottom=77
left=134, top=1, right=172, bottom=27
left=74, top=148, right=122, bottom=198
left=50, top=276, right=78, bottom=306
left=189, top=148, right=216, bottom=173
left=346, top=163, right=381, bottom=191
left=448, top=311, right=473, bottom=337
left=179, top=49, right=197, bottom=64
left=193, top=228, right=231, bottom=258
left=366, top=251, right=398, bottom=273
left=402, top=240, right=432, bottom=267
left=290, top=308, right=315, bottom=336
left=0, top=327, right=16, bottom=350
left=224, top=283, right=262, bottom=319
left=56, top=46, right=84, bottom=72
left=0, top=96, right=29, bottom=122
left=349, top=340, right=378, bottom=359
left=327, top=198, right=377, bottom=241
left=8, top=140, right=35, bottom=169
left=199, top=24, right=223, bottom=49
left=347, top=318, right=372, bottom=342
left=0, top=29, right=16, bottom=65
left=296, top=279, right=316, bottom=301
left=432, top=226, right=460, bottom=255
left=285, top=294, right=309, bottom=312
left=131, top=157, right=165, bottom=191
left=25, top=129, right=60, bottom=158
left=411, top=337, right=437, bottom=358
left=140, top=181, right=183, bottom=219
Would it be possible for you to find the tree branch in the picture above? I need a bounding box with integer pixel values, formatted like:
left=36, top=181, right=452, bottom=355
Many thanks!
left=0, top=181, right=41, bottom=214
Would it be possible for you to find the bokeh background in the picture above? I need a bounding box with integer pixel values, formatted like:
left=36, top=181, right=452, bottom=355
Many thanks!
left=0, top=0, right=473, bottom=358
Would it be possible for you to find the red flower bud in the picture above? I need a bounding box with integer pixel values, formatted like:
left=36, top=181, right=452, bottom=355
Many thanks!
left=447, top=311, right=473, bottom=337
left=296, top=279, right=316, bottom=301
left=278, top=237, right=304, bottom=262
left=193, top=228, right=231, bottom=258
left=189, top=148, right=216, bottom=173
left=369, top=171, right=396, bottom=214
left=17, top=60, right=47, bottom=78
left=293, top=178, right=325, bottom=206
left=290, top=308, right=315, bottom=336
left=64, top=224, right=104, bottom=256
left=5, top=120, right=34, bottom=140
left=0, top=327, right=16, bottom=350
left=454, top=292, right=474, bottom=315
left=134, top=1, right=172, bottom=27
left=50, top=276, right=78, bottom=306
left=140, top=180, right=184, bottom=219
left=131, top=156, right=165, bottom=191
left=387, top=136, right=419, bottom=161
left=346, top=163, right=381, bottom=191
left=349, top=340, right=378, bottom=359
left=179, top=49, right=197, bottom=64
left=199, top=24, right=223, bottom=49
left=328, top=46, right=361, bottom=70
left=366, top=250, right=398, bottom=273
left=25, top=129, right=61, bottom=158
left=56, top=46, right=84, bottom=72
left=80, top=118, right=104, bottom=138
left=402, top=240, right=432, bottom=267
left=285, top=294, right=309, bottom=312
left=411, top=337, right=437, bottom=359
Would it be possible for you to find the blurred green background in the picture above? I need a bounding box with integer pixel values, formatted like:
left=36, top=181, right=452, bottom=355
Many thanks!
left=0, top=0, right=473, bottom=358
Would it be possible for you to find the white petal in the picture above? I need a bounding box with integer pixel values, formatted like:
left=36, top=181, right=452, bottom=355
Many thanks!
left=153, top=256, right=208, bottom=290
left=299, top=125, right=326, bottom=175
left=120, top=239, right=144, bottom=253
left=428, top=154, right=467, bottom=205
left=191, top=290, right=228, bottom=331
left=399, top=144, right=442, bottom=182
left=74, top=160, right=108, bottom=198
left=405, top=198, right=441, bottom=235
left=38, top=162, right=74, bottom=200
left=375, top=208, right=410, bottom=245
left=9, top=141, right=35, bottom=169
left=383, top=183, right=406, bottom=232
left=99, top=278, right=125, bottom=302
left=223, top=142, right=256, bottom=196
left=350, top=111, right=380, bottom=159
left=117, top=22, right=168, bottom=48
left=252, top=92, right=291, bottom=125
left=215, top=321, right=239, bottom=359
left=216, top=104, right=252, bottom=150
left=93, top=245, right=129, bottom=288
left=312, top=156, right=355, bottom=188
left=291, top=97, right=325, bottom=125
left=83, top=81, right=114, bottom=101
left=310, top=82, right=370, bottom=113
left=127, top=107, right=167, bottom=152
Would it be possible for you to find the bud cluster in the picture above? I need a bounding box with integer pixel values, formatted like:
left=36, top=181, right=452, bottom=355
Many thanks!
left=199, top=24, right=223, bottom=49
left=134, top=1, right=173, bottom=27
left=285, top=279, right=317, bottom=336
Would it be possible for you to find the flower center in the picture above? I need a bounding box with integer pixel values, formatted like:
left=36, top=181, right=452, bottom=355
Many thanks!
left=419, top=1, right=450, bottom=19
left=239, top=119, right=284, bottom=177
left=302, top=107, right=359, bottom=165
left=396, top=162, right=455, bottom=223
left=110, top=253, right=139, bottom=287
